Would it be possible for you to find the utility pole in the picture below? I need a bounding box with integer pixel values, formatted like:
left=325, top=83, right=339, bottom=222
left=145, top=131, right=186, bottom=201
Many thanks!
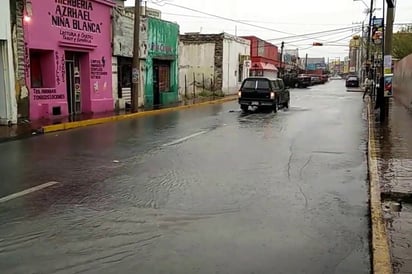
left=305, top=53, right=308, bottom=74
left=131, top=0, right=141, bottom=112
left=280, top=41, right=284, bottom=77
left=366, top=0, right=374, bottom=76
left=379, top=2, right=395, bottom=122
left=384, top=7, right=394, bottom=55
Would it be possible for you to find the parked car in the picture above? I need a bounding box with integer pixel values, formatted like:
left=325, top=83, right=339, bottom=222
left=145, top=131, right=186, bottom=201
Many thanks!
left=320, top=75, right=328, bottom=84
left=238, top=77, right=290, bottom=112
left=310, top=76, right=322, bottom=85
left=297, top=74, right=311, bottom=88
left=345, top=75, right=360, bottom=88
left=282, top=73, right=298, bottom=88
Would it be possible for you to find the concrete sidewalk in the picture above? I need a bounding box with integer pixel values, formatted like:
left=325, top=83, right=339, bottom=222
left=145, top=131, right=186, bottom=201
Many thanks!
left=371, top=98, right=412, bottom=274
left=0, top=95, right=237, bottom=143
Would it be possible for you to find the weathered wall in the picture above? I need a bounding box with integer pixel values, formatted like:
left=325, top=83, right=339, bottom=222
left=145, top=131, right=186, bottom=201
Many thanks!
left=179, top=42, right=215, bottom=97
left=0, top=0, right=17, bottom=124
left=112, top=8, right=148, bottom=108
left=394, top=53, right=412, bottom=109
left=111, top=56, right=118, bottom=109
left=179, top=34, right=225, bottom=97
left=12, top=0, right=29, bottom=119
left=112, top=7, right=134, bottom=58
left=222, top=35, right=250, bottom=94
left=179, top=33, right=250, bottom=97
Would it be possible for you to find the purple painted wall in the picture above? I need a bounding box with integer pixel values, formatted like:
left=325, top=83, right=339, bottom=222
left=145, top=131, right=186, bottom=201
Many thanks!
left=23, top=0, right=114, bottom=120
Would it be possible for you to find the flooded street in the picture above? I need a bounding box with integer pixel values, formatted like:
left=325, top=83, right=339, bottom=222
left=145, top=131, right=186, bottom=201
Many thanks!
left=0, top=81, right=370, bottom=273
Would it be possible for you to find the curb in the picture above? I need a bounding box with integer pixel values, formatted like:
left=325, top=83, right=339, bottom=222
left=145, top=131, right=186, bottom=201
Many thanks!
left=42, top=96, right=237, bottom=134
left=367, top=99, right=392, bottom=274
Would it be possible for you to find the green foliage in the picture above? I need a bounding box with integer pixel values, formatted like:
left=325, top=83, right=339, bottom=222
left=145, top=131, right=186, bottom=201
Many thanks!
left=393, top=26, right=412, bottom=59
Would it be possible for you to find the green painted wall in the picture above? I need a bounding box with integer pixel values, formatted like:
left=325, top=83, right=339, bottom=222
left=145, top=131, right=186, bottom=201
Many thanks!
left=144, top=18, right=179, bottom=107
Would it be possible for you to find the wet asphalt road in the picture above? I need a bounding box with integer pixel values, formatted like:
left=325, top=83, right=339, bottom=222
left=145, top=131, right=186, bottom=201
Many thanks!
left=0, top=80, right=370, bottom=274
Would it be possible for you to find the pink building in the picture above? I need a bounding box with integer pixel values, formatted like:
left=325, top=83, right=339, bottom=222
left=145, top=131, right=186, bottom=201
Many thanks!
left=241, top=36, right=279, bottom=78
left=23, top=0, right=114, bottom=120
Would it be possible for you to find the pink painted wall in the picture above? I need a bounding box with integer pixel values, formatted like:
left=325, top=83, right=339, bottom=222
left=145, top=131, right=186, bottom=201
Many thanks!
left=23, top=0, right=114, bottom=120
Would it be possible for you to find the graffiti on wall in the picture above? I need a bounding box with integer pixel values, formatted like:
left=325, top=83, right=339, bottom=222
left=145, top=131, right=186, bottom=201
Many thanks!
left=33, top=88, right=65, bottom=100
left=91, top=57, right=108, bottom=79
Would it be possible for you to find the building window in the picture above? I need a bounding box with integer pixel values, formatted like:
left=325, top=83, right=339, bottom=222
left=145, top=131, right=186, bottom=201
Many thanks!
left=30, top=53, right=42, bottom=88
left=117, top=57, right=132, bottom=99
left=158, top=65, right=170, bottom=92
left=121, top=65, right=132, bottom=89
left=29, top=50, right=55, bottom=88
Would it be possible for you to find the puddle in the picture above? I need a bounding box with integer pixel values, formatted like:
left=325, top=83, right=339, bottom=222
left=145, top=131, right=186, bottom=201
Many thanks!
left=383, top=203, right=412, bottom=273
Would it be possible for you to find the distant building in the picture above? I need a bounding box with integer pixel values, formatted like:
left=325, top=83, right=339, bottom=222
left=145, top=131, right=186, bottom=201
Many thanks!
left=179, top=33, right=250, bottom=96
left=241, top=36, right=279, bottom=79
left=349, top=35, right=362, bottom=76
left=283, top=49, right=301, bottom=71
left=305, top=57, right=327, bottom=74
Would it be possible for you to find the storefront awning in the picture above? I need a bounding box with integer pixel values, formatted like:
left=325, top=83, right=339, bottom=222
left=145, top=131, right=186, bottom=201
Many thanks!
left=251, top=62, right=278, bottom=71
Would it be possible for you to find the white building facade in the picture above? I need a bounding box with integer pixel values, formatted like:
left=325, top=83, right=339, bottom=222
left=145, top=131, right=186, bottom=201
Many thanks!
left=0, top=1, right=17, bottom=125
left=179, top=33, right=250, bottom=98
left=222, top=35, right=250, bottom=94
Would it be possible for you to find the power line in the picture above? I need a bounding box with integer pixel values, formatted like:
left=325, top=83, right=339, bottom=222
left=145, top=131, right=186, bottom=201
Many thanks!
left=283, top=28, right=356, bottom=44
left=265, top=26, right=361, bottom=41
left=160, top=2, right=294, bottom=35
left=247, top=29, right=356, bottom=52
left=155, top=2, right=362, bottom=42
left=161, top=12, right=355, bottom=27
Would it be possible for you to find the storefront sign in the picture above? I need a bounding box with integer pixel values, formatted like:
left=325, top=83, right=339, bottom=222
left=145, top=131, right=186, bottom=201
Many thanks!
left=372, top=18, right=384, bottom=45
left=150, top=43, right=173, bottom=54
left=33, top=88, right=65, bottom=100
left=384, top=55, right=392, bottom=74
left=51, top=0, right=102, bottom=44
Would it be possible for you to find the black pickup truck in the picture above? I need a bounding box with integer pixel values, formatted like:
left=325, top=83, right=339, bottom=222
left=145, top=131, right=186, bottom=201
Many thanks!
left=238, top=77, right=290, bottom=112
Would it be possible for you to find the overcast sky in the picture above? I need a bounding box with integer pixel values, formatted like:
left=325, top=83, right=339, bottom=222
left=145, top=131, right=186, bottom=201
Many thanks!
left=125, top=0, right=412, bottom=61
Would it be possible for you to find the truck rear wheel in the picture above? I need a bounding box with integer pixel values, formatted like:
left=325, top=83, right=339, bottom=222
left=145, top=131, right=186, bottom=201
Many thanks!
left=273, top=101, right=278, bottom=113
left=240, top=105, right=248, bottom=112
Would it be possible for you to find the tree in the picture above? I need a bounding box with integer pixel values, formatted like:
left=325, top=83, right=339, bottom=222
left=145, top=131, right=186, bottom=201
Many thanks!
left=392, top=26, right=412, bottom=59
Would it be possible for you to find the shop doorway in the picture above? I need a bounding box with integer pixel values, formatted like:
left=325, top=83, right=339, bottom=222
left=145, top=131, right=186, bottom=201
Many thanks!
left=65, top=52, right=82, bottom=115
left=153, top=60, right=171, bottom=107
left=153, top=65, right=160, bottom=107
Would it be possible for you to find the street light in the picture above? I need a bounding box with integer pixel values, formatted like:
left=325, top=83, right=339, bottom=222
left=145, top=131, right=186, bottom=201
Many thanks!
left=354, top=0, right=381, bottom=14
left=24, top=0, right=33, bottom=23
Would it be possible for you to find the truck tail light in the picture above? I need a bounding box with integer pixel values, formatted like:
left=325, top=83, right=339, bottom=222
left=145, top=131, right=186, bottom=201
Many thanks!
left=238, top=91, right=242, bottom=97
left=270, top=92, right=275, bottom=99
